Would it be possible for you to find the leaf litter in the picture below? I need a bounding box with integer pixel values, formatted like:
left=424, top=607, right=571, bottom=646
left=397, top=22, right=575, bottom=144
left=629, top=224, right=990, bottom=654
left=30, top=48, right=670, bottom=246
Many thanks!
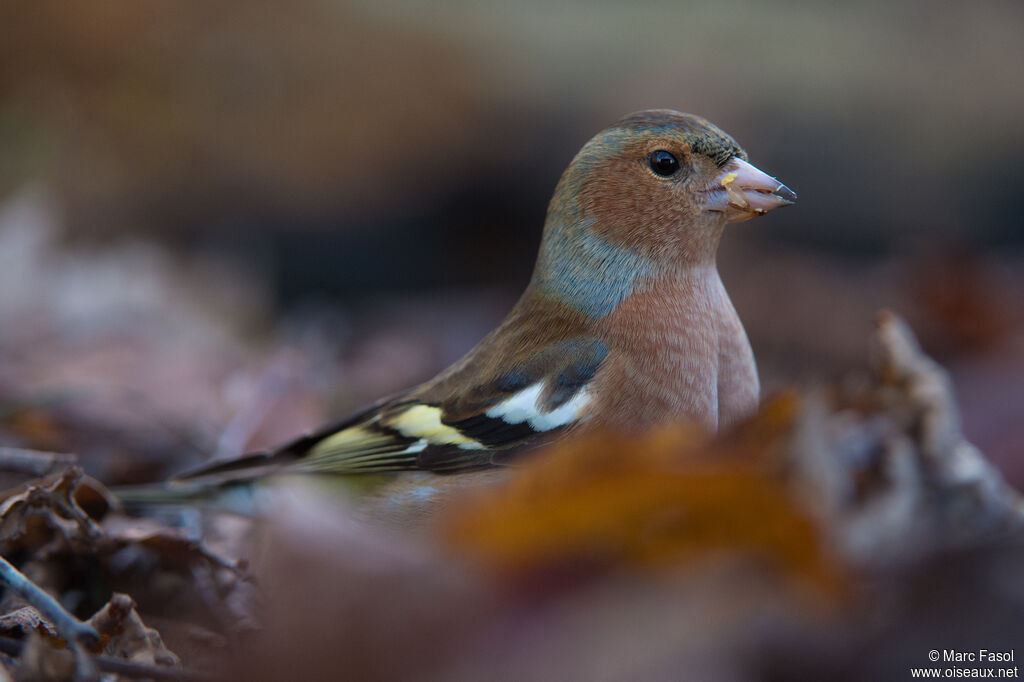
left=0, top=304, right=1021, bottom=680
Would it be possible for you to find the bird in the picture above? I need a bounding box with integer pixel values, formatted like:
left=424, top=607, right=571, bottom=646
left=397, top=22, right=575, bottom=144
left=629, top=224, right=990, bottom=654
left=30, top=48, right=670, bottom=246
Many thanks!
left=118, top=109, right=796, bottom=521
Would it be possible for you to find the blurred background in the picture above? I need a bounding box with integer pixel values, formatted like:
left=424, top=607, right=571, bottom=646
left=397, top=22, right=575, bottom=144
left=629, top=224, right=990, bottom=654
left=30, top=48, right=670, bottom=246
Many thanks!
left=1, top=4, right=1024, bottom=680
left=0, top=0, right=1022, bottom=483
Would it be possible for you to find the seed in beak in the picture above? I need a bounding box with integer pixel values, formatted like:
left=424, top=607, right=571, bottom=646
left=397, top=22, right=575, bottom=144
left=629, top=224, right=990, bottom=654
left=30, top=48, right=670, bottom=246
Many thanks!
left=720, top=171, right=750, bottom=210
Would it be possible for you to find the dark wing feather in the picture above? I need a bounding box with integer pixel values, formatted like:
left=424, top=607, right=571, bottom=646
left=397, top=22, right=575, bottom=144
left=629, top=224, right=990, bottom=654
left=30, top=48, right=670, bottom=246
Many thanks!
left=175, top=335, right=608, bottom=481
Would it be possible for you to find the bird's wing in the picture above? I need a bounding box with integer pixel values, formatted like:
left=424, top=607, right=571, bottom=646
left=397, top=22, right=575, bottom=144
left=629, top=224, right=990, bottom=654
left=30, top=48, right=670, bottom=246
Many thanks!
left=174, top=334, right=608, bottom=480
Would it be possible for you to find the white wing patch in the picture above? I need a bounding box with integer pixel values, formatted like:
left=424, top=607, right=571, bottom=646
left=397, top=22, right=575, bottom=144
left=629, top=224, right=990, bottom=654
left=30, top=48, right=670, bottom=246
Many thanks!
left=485, top=381, right=591, bottom=432
left=485, top=382, right=544, bottom=424
left=530, top=389, right=592, bottom=431
left=300, top=380, right=588, bottom=474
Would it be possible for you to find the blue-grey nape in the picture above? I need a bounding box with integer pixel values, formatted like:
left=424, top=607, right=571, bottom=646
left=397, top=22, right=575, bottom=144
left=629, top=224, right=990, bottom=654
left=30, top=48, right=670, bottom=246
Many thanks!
left=533, top=226, right=654, bottom=318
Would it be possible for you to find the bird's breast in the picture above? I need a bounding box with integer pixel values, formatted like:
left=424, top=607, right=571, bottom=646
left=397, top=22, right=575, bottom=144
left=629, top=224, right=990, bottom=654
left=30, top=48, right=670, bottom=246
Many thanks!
left=590, top=269, right=755, bottom=431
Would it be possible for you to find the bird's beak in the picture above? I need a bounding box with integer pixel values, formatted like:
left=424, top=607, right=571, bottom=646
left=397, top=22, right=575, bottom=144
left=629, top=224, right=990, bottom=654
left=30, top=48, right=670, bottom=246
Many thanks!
left=702, top=157, right=797, bottom=222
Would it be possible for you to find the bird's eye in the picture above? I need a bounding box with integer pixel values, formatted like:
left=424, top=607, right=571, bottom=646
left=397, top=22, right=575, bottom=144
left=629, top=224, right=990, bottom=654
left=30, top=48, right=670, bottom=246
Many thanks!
left=648, top=150, right=680, bottom=177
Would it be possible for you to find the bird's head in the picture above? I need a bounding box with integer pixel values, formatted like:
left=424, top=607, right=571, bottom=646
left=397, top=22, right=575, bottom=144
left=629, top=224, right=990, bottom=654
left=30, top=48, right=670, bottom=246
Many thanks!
left=550, top=109, right=795, bottom=262
left=530, top=110, right=796, bottom=317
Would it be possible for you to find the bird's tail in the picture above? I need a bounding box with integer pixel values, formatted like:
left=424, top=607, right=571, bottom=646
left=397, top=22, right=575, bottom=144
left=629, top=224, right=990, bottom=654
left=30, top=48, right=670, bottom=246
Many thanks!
left=111, top=448, right=293, bottom=513
left=111, top=428, right=395, bottom=513
left=112, top=479, right=264, bottom=516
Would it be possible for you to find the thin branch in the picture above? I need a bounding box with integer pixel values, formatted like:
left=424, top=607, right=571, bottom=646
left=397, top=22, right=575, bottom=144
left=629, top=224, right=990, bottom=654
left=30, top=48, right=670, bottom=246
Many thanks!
left=0, top=556, right=98, bottom=646
left=0, top=637, right=212, bottom=682
left=0, top=447, right=77, bottom=477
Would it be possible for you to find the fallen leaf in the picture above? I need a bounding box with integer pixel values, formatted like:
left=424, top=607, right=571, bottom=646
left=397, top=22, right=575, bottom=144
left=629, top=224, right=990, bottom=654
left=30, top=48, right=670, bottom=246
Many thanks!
left=87, top=593, right=179, bottom=667
left=442, top=394, right=838, bottom=591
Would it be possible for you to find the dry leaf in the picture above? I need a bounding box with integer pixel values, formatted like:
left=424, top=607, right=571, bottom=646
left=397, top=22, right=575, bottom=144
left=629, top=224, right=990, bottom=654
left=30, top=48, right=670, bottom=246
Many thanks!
left=442, top=394, right=839, bottom=591
left=0, top=606, right=59, bottom=641
left=87, top=593, right=179, bottom=667
left=0, top=467, right=102, bottom=554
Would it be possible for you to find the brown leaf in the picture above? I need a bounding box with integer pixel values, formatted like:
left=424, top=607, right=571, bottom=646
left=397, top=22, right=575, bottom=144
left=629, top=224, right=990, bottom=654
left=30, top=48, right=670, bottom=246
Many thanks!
left=99, top=515, right=244, bottom=575
left=87, top=593, right=179, bottom=667
left=0, top=467, right=102, bottom=554
left=0, top=606, right=59, bottom=641
left=442, top=394, right=839, bottom=591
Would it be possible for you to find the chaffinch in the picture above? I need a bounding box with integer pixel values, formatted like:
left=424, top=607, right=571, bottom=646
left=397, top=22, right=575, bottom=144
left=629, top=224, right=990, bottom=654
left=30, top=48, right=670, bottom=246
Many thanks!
left=158, top=110, right=797, bottom=493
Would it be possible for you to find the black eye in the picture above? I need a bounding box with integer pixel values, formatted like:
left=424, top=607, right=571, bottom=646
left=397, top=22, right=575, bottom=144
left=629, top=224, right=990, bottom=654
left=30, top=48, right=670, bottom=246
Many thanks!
left=648, top=150, right=680, bottom=177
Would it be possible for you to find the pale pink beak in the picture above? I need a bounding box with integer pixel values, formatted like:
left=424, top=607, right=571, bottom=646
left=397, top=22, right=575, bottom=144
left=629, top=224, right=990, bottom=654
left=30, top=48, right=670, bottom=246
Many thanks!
left=702, top=157, right=797, bottom=222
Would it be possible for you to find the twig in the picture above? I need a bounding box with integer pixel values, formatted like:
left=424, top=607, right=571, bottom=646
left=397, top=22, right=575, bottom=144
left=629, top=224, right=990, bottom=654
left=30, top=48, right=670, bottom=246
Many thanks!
left=0, top=447, right=77, bottom=477
left=0, top=637, right=212, bottom=682
left=0, top=556, right=98, bottom=646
